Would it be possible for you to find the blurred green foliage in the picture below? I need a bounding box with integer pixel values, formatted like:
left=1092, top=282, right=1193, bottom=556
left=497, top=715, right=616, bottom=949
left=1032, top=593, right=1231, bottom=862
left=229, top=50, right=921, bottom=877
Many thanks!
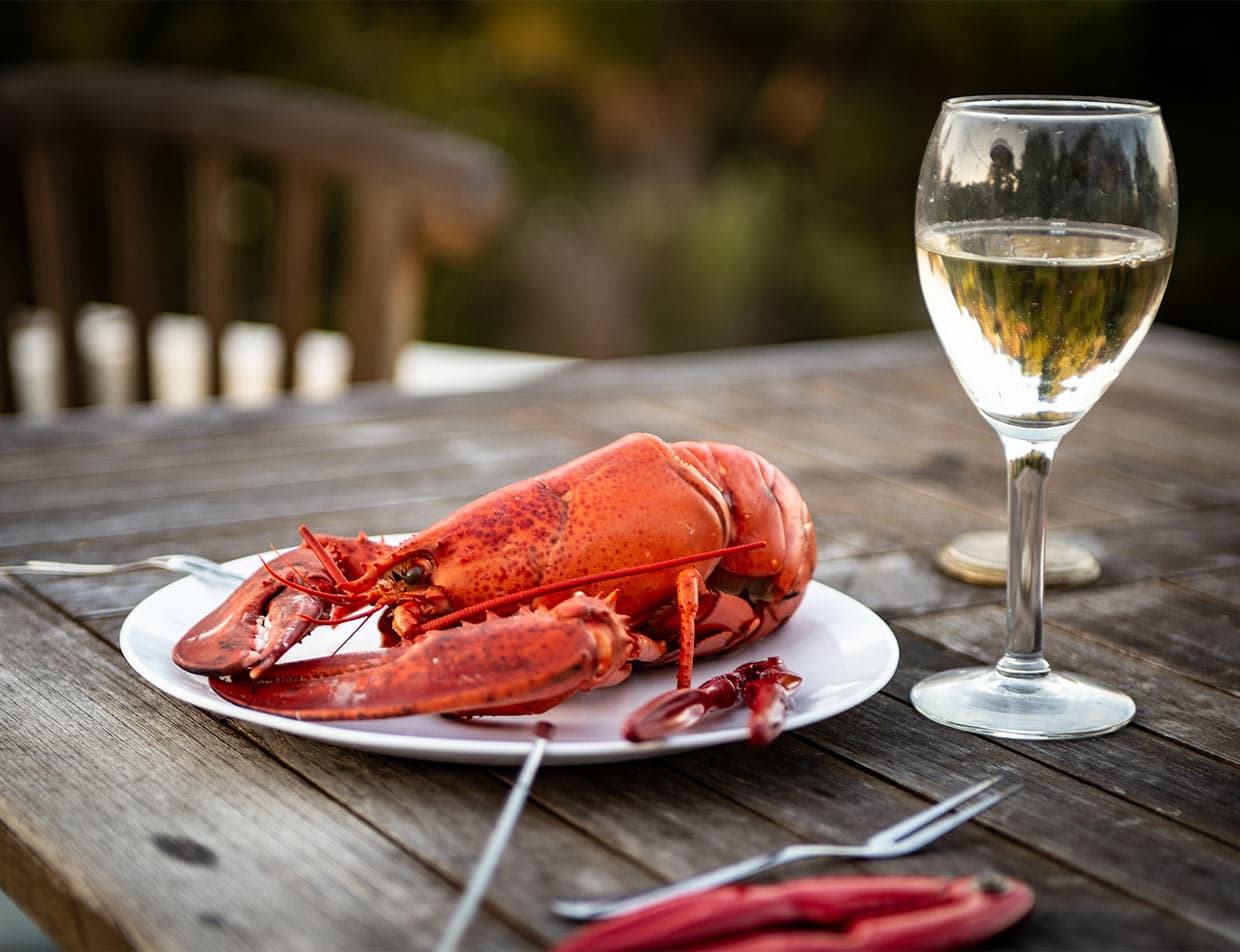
left=1, top=1, right=1233, bottom=355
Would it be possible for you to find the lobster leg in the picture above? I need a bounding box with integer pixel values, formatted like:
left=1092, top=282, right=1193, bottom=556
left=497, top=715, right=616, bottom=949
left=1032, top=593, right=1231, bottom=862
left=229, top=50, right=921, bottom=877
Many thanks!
left=654, top=570, right=769, bottom=691
left=674, top=567, right=703, bottom=689
left=210, top=593, right=660, bottom=720
left=743, top=669, right=799, bottom=746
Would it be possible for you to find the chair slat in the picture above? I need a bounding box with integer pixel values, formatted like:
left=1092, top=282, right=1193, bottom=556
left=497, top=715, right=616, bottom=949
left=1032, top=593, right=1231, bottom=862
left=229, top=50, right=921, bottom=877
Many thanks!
left=190, top=149, right=232, bottom=396
left=0, top=63, right=510, bottom=413
left=273, top=163, right=325, bottom=391
left=340, top=180, right=425, bottom=383
left=0, top=152, right=21, bottom=413
left=0, top=325, right=13, bottom=413
left=105, top=143, right=158, bottom=402
left=21, top=140, right=85, bottom=407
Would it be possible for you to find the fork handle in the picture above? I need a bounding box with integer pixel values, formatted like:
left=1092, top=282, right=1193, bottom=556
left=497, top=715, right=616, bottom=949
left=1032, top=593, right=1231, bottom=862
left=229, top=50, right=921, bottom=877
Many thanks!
left=151, top=556, right=247, bottom=586
left=0, top=561, right=125, bottom=576
left=552, top=843, right=852, bottom=922
left=0, top=558, right=244, bottom=587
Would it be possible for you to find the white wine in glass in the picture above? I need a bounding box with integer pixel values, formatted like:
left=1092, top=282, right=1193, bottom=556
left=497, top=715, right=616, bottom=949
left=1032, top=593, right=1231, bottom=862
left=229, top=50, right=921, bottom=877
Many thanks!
left=910, top=96, right=1177, bottom=740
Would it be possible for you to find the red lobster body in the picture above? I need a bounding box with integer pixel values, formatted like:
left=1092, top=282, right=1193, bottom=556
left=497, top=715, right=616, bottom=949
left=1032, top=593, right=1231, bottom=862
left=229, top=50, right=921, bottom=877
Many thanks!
left=173, top=433, right=816, bottom=721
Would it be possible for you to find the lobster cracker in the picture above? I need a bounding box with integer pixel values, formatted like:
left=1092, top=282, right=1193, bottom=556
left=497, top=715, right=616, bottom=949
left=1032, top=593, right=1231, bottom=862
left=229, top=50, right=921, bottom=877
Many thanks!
left=553, top=874, right=1036, bottom=952
left=172, top=433, right=817, bottom=724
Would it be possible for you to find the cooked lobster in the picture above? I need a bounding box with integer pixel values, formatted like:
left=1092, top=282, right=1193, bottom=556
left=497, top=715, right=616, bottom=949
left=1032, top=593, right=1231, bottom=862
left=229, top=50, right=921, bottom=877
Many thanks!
left=173, top=433, right=816, bottom=724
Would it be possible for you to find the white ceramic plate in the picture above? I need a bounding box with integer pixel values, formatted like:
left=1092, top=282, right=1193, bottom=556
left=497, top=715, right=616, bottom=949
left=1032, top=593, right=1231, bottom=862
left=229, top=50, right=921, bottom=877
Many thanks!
left=120, top=550, right=898, bottom=765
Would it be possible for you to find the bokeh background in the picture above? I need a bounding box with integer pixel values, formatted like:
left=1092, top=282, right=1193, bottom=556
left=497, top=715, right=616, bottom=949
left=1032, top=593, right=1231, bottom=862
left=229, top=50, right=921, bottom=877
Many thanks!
left=1, top=0, right=1234, bottom=356
left=0, top=2, right=1233, bottom=945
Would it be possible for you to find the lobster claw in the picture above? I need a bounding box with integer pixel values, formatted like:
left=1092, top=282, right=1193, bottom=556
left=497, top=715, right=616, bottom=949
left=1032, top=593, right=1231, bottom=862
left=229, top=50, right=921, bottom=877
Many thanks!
left=173, top=532, right=391, bottom=678
left=210, top=593, right=641, bottom=720
left=622, top=657, right=803, bottom=746
left=553, top=874, right=1035, bottom=951
left=172, top=549, right=337, bottom=677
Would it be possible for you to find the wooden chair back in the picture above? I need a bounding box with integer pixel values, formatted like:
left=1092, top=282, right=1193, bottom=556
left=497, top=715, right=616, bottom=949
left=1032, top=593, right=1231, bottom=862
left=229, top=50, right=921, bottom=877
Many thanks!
left=0, top=62, right=512, bottom=411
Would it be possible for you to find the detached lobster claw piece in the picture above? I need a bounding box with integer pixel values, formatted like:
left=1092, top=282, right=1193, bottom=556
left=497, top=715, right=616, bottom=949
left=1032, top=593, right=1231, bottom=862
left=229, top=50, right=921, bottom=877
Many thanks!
left=622, top=657, right=803, bottom=746
left=553, top=874, right=1035, bottom=952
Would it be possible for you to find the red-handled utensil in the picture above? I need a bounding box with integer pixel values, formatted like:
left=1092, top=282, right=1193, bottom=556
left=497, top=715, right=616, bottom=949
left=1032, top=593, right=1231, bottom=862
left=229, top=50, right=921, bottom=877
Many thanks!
left=554, top=873, right=1034, bottom=951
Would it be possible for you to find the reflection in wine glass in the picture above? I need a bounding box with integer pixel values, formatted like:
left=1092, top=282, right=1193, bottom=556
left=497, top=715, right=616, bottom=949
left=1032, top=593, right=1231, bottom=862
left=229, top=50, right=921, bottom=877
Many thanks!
left=910, top=96, right=1177, bottom=740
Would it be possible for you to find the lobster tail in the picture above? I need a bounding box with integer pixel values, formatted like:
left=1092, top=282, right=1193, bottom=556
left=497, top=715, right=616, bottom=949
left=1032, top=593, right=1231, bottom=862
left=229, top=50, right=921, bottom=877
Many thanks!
left=672, top=440, right=817, bottom=638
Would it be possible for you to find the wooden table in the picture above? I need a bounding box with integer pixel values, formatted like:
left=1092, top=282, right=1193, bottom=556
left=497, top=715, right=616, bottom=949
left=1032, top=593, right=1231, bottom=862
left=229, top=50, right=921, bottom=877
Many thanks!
left=2, top=328, right=1236, bottom=950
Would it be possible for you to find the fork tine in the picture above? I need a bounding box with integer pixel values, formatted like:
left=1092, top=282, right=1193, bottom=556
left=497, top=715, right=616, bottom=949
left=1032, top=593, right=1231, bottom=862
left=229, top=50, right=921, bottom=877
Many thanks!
left=888, top=785, right=1018, bottom=853
left=871, top=776, right=1002, bottom=844
left=549, top=778, right=1018, bottom=923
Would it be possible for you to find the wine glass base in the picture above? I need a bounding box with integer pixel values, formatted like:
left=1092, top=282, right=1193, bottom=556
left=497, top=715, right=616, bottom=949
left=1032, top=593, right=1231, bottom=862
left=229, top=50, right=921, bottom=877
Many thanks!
left=910, top=666, right=1134, bottom=740
left=935, top=530, right=1101, bottom=587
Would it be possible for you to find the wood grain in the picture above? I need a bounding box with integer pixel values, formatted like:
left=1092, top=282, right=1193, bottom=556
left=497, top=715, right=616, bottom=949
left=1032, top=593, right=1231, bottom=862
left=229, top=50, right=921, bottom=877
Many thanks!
left=0, top=327, right=1236, bottom=950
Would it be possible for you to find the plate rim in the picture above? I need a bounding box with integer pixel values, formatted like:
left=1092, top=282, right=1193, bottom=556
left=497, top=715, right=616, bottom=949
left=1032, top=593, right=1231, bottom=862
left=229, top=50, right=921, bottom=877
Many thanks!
left=120, top=557, right=898, bottom=766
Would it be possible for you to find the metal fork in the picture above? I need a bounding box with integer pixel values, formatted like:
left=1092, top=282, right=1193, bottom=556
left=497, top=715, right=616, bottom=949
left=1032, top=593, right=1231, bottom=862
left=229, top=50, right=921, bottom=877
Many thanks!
left=551, top=776, right=1016, bottom=922
left=0, top=554, right=246, bottom=588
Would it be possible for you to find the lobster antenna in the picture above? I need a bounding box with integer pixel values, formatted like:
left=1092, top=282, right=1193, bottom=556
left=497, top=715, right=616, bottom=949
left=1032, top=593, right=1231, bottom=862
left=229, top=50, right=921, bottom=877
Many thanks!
left=252, top=525, right=361, bottom=605
left=257, top=554, right=357, bottom=604
left=417, top=541, right=766, bottom=633
left=298, top=525, right=352, bottom=586
left=328, top=607, right=383, bottom=656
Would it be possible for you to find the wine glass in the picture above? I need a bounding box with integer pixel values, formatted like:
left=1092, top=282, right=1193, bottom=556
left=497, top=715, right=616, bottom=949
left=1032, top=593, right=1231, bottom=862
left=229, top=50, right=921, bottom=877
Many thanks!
left=910, top=96, right=1177, bottom=739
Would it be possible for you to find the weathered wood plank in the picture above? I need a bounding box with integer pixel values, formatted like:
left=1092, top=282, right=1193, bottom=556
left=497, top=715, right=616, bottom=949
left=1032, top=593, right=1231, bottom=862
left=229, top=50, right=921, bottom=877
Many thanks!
left=1171, top=566, right=1240, bottom=608
left=230, top=716, right=1234, bottom=951
left=524, top=331, right=945, bottom=400
left=808, top=692, right=1240, bottom=942
left=0, top=440, right=583, bottom=550
left=893, top=607, right=1239, bottom=764
left=819, top=351, right=1240, bottom=514
left=679, top=735, right=1232, bottom=950
left=1050, top=580, right=1240, bottom=692
left=0, top=420, right=582, bottom=524
left=887, top=634, right=1239, bottom=841
left=0, top=403, right=576, bottom=487
left=535, top=380, right=1209, bottom=552
left=873, top=329, right=1240, bottom=424
left=1, top=327, right=1235, bottom=951
left=232, top=726, right=795, bottom=949
left=0, top=578, right=527, bottom=950
left=818, top=505, right=1240, bottom=620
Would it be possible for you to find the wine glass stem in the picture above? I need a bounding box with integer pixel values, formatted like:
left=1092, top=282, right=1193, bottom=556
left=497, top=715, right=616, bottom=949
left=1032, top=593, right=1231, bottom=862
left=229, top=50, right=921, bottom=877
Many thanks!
left=997, top=435, right=1059, bottom=678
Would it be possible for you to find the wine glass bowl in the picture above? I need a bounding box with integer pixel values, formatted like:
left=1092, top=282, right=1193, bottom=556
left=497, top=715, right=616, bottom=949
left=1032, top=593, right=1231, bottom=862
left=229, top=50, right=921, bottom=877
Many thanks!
left=910, top=96, right=1177, bottom=740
